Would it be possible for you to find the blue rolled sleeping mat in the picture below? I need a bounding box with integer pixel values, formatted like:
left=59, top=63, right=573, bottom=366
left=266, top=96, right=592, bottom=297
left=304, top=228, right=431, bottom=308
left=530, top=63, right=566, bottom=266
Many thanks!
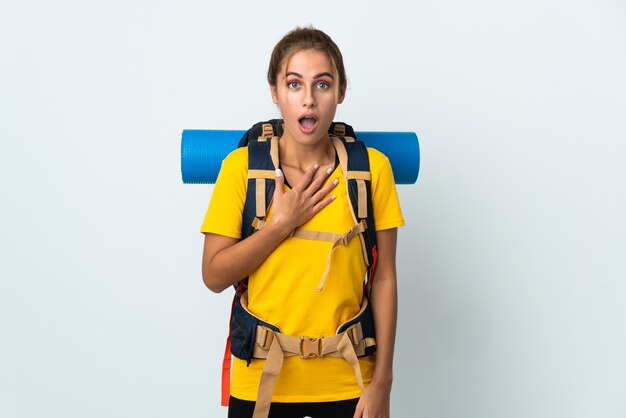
left=181, top=128, right=420, bottom=184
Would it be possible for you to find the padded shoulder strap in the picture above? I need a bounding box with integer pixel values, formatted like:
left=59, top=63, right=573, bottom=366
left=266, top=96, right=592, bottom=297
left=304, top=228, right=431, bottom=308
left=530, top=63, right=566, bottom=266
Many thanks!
left=332, top=136, right=378, bottom=280
left=242, top=137, right=278, bottom=240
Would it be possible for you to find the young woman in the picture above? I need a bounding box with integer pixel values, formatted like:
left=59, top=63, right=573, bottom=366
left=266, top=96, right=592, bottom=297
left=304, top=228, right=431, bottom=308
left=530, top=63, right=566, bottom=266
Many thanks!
left=201, top=27, right=404, bottom=418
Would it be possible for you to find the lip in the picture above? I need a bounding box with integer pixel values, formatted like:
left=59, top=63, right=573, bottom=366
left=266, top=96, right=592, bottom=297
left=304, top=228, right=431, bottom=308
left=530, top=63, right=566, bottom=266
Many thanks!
left=298, top=113, right=319, bottom=134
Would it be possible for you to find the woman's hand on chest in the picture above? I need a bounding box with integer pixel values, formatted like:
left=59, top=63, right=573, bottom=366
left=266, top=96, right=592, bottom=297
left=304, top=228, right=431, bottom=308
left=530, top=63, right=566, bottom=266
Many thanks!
left=269, top=164, right=339, bottom=235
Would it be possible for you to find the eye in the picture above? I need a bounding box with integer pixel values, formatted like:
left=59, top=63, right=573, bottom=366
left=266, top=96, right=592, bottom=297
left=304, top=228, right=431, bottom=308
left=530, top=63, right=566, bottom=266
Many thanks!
left=317, top=82, right=330, bottom=90
left=287, top=81, right=300, bottom=89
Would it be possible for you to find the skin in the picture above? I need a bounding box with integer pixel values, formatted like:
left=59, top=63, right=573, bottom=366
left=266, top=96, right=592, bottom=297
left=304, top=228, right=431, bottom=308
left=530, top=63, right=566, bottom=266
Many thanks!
left=270, top=49, right=344, bottom=183
left=202, top=49, right=398, bottom=418
left=353, top=228, right=397, bottom=418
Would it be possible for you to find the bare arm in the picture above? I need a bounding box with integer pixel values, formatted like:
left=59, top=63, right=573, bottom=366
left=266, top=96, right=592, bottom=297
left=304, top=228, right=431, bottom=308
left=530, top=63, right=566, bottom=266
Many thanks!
left=202, top=165, right=338, bottom=293
left=354, top=227, right=398, bottom=418
left=369, top=227, right=398, bottom=385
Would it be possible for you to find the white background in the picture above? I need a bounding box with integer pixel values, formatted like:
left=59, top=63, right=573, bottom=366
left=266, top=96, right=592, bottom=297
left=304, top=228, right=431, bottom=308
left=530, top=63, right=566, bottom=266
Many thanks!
left=1, top=1, right=625, bottom=417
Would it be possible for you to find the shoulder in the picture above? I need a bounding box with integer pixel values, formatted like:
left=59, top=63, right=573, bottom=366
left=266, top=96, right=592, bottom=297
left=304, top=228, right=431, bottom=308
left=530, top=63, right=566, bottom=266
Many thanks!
left=366, top=147, right=391, bottom=174
left=214, top=146, right=248, bottom=186
left=365, top=147, right=404, bottom=229
left=222, top=146, right=248, bottom=169
left=365, top=146, right=397, bottom=193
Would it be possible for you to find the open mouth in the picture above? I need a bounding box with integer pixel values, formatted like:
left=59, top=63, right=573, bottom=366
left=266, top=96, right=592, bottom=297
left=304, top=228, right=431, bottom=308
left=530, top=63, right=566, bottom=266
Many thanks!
left=298, top=116, right=318, bottom=134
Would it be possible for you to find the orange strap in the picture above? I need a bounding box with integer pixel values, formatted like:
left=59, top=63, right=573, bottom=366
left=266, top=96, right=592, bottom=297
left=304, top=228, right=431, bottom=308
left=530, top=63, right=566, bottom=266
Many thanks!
left=221, top=336, right=232, bottom=406
left=221, top=294, right=238, bottom=406
left=364, top=244, right=378, bottom=297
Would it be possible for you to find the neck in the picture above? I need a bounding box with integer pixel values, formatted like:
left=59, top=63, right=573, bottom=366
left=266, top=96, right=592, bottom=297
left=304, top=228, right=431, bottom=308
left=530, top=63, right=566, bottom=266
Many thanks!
left=279, top=134, right=335, bottom=171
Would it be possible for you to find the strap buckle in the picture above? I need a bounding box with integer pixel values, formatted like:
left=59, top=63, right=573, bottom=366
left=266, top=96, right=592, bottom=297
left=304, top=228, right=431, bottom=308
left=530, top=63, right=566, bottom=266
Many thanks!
left=257, top=327, right=274, bottom=350
left=338, top=225, right=355, bottom=246
left=345, top=324, right=362, bottom=346
left=333, top=123, right=346, bottom=137
left=300, top=337, right=321, bottom=358
left=258, top=123, right=274, bottom=141
left=340, top=234, right=350, bottom=246
left=251, top=217, right=266, bottom=231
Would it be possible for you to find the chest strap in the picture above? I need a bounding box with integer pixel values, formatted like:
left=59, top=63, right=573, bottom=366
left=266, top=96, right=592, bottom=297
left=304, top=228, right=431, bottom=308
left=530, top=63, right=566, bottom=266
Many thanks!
left=251, top=218, right=368, bottom=291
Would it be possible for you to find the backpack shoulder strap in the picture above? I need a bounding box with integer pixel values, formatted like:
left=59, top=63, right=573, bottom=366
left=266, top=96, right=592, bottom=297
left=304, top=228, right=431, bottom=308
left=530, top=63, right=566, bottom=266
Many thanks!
left=238, top=119, right=282, bottom=147
left=233, top=122, right=279, bottom=293
left=239, top=120, right=377, bottom=286
left=331, top=133, right=378, bottom=287
left=241, top=126, right=279, bottom=240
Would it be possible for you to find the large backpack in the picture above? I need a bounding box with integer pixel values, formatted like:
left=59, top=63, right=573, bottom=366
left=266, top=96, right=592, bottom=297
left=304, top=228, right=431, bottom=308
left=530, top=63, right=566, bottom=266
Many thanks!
left=221, top=119, right=379, bottom=410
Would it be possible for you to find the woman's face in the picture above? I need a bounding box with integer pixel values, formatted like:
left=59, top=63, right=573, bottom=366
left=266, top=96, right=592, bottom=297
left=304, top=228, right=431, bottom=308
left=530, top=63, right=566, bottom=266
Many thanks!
left=270, top=49, right=344, bottom=147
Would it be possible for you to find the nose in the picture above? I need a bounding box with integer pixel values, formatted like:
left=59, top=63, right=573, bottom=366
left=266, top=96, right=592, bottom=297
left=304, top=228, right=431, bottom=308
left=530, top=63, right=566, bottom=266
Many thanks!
left=303, top=86, right=316, bottom=108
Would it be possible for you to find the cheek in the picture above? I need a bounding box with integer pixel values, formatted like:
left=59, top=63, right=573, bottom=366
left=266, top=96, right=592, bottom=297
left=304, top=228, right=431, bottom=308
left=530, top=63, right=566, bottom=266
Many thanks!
left=276, top=91, right=297, bottom=107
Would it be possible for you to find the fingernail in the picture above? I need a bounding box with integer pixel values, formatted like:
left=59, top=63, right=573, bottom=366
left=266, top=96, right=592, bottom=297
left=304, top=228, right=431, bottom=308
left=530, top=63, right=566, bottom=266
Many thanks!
left=275, top=168, right=283, bottom=177
left=333, top=178, right=339, bottom=185
left=326, top=167, right=333, bottom=174
left=314, top=164, right=320, bottom=170
left=331, top=194, right=337, bottom=200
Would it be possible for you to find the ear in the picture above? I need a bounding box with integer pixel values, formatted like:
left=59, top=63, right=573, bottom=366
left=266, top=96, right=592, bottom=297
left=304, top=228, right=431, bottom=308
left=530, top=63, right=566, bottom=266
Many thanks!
left=337, top=87, right=346, bottom=104
left=270, top=84, right=279, bottom=104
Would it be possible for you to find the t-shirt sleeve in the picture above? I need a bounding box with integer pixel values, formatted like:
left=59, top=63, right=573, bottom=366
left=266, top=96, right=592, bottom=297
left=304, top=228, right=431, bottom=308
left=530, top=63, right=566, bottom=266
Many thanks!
left=200, top=147, right=248, bottom=238
left=368, top=148, right=405, bottom=231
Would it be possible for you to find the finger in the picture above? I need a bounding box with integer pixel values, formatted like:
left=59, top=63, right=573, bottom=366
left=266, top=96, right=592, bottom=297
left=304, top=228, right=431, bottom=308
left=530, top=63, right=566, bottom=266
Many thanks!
left=294, top=163, right=319, bottom=191
left=307, top=166, right=335, bottom=194
left=312, top=193, right=336, bottom=213
left=274, top=169, right=284, bottom=198
left=312, top=178, right=339, bottom=202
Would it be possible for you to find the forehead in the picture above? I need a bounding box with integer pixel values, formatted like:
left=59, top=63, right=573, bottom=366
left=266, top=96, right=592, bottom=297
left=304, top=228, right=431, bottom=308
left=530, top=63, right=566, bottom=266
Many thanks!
left=282, top=49, right=335, bottom=76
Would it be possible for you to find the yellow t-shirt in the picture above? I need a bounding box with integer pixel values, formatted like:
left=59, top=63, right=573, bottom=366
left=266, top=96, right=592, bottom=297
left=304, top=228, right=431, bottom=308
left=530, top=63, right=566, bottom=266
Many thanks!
left=201, top=145, right=404, bottom=402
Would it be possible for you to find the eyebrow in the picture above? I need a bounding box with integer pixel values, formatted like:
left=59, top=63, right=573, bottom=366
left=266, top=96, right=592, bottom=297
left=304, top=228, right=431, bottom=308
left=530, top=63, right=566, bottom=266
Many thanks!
left=285, top=71, right=335, bottom=79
